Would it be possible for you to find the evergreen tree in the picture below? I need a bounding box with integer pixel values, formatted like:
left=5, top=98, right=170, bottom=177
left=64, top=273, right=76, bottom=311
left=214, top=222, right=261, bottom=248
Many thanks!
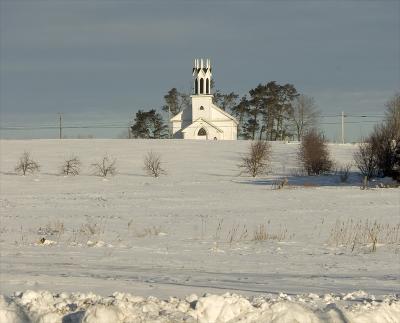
left=162, top=88, right=190, bottom=116
left=243, top=82, right=299, bottom=140
left=246, top=84, right=268, bottom=140
left=231, top=96, right=250, bottom=138
left=130, top=109, right=168, bottom=139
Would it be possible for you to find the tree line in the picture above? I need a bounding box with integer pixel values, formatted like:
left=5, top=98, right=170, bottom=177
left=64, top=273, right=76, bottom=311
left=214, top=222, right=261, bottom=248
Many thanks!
left=130, top=81, right=319, bottom=140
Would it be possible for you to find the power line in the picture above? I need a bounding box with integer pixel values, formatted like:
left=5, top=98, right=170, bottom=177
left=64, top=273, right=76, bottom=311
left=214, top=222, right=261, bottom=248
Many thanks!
left=320, top=114, right=384, bottom=118
left=0, top=125, right=128, bottom=130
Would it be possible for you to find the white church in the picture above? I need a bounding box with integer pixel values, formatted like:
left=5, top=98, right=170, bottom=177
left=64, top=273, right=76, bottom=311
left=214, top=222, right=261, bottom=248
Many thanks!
left=170, top=59, right=238, bottom=140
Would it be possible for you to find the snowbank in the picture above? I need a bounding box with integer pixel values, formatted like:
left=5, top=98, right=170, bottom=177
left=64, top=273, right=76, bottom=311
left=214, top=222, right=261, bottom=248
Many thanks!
left=0, top=290, right=399, bottom=323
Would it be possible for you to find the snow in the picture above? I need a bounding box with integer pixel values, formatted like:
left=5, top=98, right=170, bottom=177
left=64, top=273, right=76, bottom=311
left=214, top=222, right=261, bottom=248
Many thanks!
left=1, top=290, right=399, bottom=323
left=0, top=139, right=399, bottom=322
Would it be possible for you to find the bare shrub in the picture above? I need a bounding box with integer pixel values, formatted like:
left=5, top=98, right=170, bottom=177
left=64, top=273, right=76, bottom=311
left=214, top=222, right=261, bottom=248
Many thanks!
left=15, top=152, right=40, bottom=175
left=239, top=141, right=271, bottom=177
left=61, top=156, right=81, bottom=175
left=369, top=121, right=400, bottom=181
left=336, top=163, right=352, bottom=183
left=144, top=151, right=166, bottom=177
left=272, top=177, right=288, bottom=190
left=92, top=155, right=117, bottom=177
left=298, top=129, right=332, bottom=175
left=328, top=219, right=400, bottom=252
left=354, top=140, right=378, bottom=180
left=353, top=139, right=378, bottom=180
left=359, top=94, right=400, bottom=181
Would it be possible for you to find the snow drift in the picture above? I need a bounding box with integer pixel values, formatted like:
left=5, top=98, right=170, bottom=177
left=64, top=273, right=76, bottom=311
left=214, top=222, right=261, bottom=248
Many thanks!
left=1, top=290, right=399, bottom=323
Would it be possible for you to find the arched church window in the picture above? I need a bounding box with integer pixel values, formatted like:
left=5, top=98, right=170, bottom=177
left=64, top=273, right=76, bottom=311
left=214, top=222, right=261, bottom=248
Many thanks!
left=195, top=79, right=198, bottom=94
left=199, top=106, right=204, bottom=110
left=206, top=78, right=210, bottom=94
left=198, top=128, right=207, bottom=136
left=200, top=78, right=204, bottom=94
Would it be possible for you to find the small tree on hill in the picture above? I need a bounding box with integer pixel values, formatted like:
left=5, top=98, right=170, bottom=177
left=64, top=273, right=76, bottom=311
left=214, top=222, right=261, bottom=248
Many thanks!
left=239, top=141, right=272, bottom=177
left=298, top=129, right=332, bottom=175
left=92, top=155, right=117, bottom=177
left=15, top=152, right=40, bottom=175
left=144, top=151, right=166, bottom=177
left=61, top=156, right=81, bottom=176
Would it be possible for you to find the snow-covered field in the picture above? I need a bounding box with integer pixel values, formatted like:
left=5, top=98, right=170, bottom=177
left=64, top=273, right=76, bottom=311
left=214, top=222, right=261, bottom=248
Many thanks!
left=0, top=139, right=399, bottom=322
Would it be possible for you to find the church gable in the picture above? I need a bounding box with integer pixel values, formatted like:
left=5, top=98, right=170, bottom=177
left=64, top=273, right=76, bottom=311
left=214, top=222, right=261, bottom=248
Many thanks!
left=181, top=118, right=224, bottom=140
left=181, top=118, right=223, bottom=134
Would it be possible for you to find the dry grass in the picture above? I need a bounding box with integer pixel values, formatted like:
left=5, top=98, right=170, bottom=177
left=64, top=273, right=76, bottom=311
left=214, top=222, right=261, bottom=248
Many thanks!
left=214, top=220, right=290, bottom=245
left=68, top=218, right=108, bottom=244
left=127, top=220, right=164, bottom=238
left=328, top=219, right=400, bottom=252
left=302, top=182, right=318, bottom=188
left=252, top=224, right=288, bottom=241
left=133, top=225, right=163, bottom=238
left=37, top=221, right=65, bottom=241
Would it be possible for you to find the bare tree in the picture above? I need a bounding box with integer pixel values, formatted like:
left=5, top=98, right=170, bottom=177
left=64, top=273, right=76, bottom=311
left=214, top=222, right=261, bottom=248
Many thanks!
left=92, top=155, right=117, bottom=177
left=353, top=140, right=377, bottom=180
left=290, top=95, right=320, bottom=141
left=298, top=129, right=332, bottom=175
left=239, top=141, right=272, bottom=177
left=61, top=156, right=81, bottom=176
left=384, top=92, right=400, bottom=127
left=143, top=151, right=166, bottom=177
left=15, top=152, right=40, bottom=175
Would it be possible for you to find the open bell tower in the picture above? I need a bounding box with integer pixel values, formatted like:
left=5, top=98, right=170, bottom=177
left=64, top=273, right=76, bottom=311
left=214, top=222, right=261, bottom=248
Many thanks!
left=192, top=58, right=212, bottom=95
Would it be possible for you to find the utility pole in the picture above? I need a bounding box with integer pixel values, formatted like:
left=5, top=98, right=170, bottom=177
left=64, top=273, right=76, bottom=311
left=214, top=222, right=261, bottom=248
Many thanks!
left=168, top=105, right=171, bottom=139
left=341, top=111, right=345, bottom=144
left=59, top=113, right=62, bottom=139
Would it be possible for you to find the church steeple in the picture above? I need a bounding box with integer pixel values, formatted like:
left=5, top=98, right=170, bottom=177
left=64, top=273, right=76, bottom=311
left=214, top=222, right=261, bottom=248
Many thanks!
left=192, top=58, right=212, bottom=95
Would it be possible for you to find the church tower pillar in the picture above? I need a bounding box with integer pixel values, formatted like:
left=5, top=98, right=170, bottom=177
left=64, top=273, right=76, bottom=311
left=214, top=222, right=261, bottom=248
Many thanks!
left=193, top=58, right=212, bottom=95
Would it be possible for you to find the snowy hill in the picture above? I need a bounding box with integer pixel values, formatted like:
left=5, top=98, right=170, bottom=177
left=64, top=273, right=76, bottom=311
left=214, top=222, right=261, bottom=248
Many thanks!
left=0, top=140, right=399, bottom=322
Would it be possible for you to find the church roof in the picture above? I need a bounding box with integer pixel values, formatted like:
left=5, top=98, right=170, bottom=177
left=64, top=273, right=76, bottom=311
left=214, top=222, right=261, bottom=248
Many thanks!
left=170, top=111, right=182, bottom=121
left=211, top=103, right=239, bottom=125
left=169, top=101, right=239, bottom=125
left=181, top=118, right=224, bottom=133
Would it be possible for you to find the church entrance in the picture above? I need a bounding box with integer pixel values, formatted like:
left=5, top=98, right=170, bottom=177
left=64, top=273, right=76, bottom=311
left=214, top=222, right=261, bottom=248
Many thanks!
left=197, top=128, right=207, bottom=140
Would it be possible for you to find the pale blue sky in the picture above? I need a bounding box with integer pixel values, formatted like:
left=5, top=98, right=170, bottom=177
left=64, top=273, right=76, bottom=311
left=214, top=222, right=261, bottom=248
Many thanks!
left=0, top=0, right=399, bottom=141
